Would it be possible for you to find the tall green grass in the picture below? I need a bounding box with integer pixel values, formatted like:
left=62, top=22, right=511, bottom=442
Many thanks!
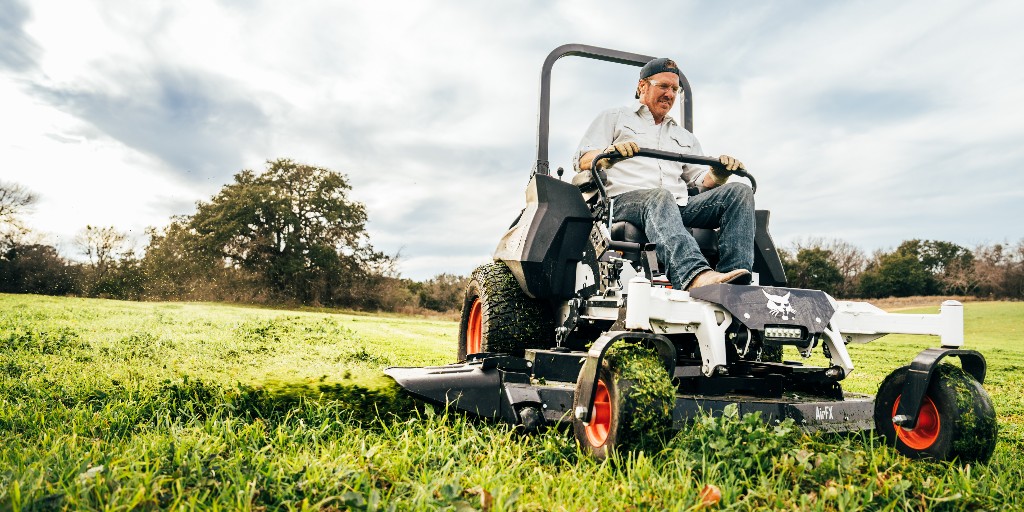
left=2, top=294, right=1022, bottom=510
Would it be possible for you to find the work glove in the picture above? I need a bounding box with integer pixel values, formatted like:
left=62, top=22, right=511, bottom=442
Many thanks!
left=710, top=154, right=744, bottom=185
left=596, top=141, right=639, bottom=170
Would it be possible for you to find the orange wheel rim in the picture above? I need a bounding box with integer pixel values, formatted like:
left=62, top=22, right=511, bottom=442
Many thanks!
left=467, top=298, right=482, bottom=355
left=586, top=380, right=611, bottom=447
left=893, top=395, right=941, bottom=450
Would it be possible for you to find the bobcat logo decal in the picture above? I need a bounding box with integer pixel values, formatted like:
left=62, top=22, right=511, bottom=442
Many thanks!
left=763, top=290, right=796, bottom=320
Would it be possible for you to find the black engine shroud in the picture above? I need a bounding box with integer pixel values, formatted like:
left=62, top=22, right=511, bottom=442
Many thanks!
left=493, top=174, right=593, bottom=300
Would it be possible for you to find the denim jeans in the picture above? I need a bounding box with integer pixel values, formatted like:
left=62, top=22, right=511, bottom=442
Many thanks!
left=611, top=182, right=755, bottom=289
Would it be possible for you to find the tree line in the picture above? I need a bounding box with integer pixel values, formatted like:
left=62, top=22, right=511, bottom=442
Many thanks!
left=780, top=238, right=1023, bottom=299
left=0, top=160, right=469, bottom=313
left=2, top=160, right=1022, bottom=308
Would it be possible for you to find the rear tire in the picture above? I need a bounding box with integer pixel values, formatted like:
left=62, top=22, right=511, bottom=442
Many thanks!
left=457, top=262, right=554, bottom=359
left=572, top=345, right=674, bottom=460
left=873, top=363, right=997, bottom=463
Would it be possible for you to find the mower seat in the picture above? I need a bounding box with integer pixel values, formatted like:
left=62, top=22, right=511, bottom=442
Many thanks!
left=608, top=210, right=788, bottom=287
left=571, top=175, right=783, bottom=285
left=609, top=221, right=719, bottom=270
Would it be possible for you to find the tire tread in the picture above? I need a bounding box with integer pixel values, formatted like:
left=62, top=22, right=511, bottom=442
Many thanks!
left=458, top=262, right=554, bottom=358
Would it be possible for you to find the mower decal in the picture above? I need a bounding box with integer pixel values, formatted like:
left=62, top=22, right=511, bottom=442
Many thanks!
left=763, top=290, right=796, bottom=320
left=815, top=405, right=834, bottom=421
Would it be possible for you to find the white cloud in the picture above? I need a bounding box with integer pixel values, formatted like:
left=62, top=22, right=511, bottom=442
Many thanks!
left=3, top=0, right=1022, bottom=279
left=0, top=76, right=204, bottom=256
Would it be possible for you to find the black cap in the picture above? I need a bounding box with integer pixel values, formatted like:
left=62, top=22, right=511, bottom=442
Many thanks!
left=636, top=58, right=683, bottom=98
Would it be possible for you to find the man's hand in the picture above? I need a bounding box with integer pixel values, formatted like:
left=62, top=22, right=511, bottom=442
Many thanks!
left=608, top=142, right=639, bottom=158
left=719, top=154, right=744, bottom=171
left=595, top=142, right=639, bottom=170
left=709, top=154, right=744, bottom=185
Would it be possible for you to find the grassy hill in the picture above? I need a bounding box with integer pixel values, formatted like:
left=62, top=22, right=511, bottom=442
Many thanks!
left=2, top=294, right=1023, bottom=510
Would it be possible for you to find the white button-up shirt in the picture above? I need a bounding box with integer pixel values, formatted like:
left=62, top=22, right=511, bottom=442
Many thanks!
left=574, top=102, right=710, bottom=206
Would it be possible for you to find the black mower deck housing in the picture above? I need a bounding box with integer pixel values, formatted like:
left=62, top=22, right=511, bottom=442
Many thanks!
left=386, top=346, right=875, bottom=433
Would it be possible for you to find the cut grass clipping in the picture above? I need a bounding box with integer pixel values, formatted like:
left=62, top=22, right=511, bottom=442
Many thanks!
left=604, top=343, right=675, bottom=449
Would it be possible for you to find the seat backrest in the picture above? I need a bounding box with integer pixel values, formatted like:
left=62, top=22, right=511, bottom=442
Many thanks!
left=608, top=210, right=788, bottom=286
left=610, top=221, right=719, bottom=267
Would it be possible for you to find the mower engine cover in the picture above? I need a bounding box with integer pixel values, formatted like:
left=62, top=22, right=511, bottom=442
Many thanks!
left=689, top=284, right=835, bottom=336
left=493, top=174, right=595, bottom=299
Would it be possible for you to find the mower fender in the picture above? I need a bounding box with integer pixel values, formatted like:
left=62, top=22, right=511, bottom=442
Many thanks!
left=574, top=331, right=675, bottom=424
left=892, top=347, right=987, bottom=429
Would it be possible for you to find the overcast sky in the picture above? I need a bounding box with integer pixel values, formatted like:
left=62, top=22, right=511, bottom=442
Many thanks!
left=3, top=1, right=1022, bottom=280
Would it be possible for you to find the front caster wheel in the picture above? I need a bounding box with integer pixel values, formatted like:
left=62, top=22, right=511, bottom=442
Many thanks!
left=572, top=345, right=674, bottom=460
left=874, top=363, right=997, bottom=463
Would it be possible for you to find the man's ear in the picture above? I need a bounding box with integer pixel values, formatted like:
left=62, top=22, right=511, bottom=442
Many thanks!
left=635, top=80, right=645, bottom=99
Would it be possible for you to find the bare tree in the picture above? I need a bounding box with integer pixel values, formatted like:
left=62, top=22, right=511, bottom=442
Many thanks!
left=970, top=242, right=1024, bottom=298
left=0, top=181, right=38, bottom=247
left=75, top=225, right=130, bottom=276
left=0, top=181, right=37, bottom=224
left=939, top=257, right=979, bottom=295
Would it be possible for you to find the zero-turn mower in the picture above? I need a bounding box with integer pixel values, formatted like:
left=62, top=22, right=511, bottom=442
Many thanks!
left=386, top=44, right=997, bottom=463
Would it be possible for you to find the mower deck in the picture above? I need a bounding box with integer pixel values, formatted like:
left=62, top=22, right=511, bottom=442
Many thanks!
left=385, top=348, right=875, bottom=433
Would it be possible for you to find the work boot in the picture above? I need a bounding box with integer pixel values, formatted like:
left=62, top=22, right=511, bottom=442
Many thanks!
left=686, top=269, right=750, bottom=290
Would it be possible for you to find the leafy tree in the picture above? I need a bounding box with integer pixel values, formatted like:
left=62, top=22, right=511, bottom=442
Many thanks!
left=783, top=238, right=866, bottom=297
left=141, top=219, right=225, bottom=300
left=0, top=243, right=80, bottom=295
left=857, top=249, right=933, bottom=298
left=86, top=258, right=146, bottom=300
left=70, top=225, right=149, bottom=299
left=919, top=241, right=976, bottom=295
left=856, top=240, right=978, bottom=298
left=784, top=248, right=844, bottom=294
left=413, top=273, right=471, bottom=312
left=811, top=239, right=864, bottom=297
left=0, top=183, right=79, bottom=296
left=348, top=273, right=418, bottom=312
left=901, top=239, right=973, bottom=278
left=171, top=158, right=386, bottom=305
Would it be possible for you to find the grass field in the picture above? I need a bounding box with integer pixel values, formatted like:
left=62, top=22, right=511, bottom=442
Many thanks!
left=2, top=294, right=1023, bottom=510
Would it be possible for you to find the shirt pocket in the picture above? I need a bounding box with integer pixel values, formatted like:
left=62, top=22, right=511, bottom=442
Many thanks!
left=668, top=134, right=693, bottom=153
left=619, top=123, right=647, bottom=144
left=666, top=134, right=694, bottom=177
